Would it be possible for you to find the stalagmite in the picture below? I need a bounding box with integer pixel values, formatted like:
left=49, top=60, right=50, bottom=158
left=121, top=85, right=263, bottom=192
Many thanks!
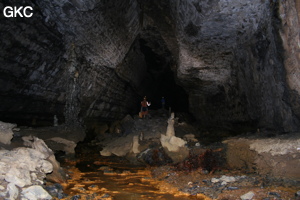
left=166, top=112, right=175, bottom=137
left=160, top=112, right=187, bottom=152
left=132, top=135, right=140, bottom=154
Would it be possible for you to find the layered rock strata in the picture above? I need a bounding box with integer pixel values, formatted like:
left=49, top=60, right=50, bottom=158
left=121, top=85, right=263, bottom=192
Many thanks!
left=0, top=0, right=299, bottom=132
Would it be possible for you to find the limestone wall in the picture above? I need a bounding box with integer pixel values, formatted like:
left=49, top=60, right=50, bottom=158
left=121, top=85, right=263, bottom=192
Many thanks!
left=1, top=0, right=300, bottom=132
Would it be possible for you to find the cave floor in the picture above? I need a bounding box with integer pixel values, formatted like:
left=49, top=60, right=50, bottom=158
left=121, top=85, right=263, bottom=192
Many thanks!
left=56, top=151, right=299, bottom=200
left=54, top=110, right=299, bottom=200
left=52, top=137, right=299, bottom=200
left=9, top=109, right=300, bottom=199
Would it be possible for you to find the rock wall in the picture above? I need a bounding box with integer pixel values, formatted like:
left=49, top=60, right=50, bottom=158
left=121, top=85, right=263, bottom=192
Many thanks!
left=1, top=0, right=300, bottom=132
left=0, top=0, right=144, bottom=126
left=278, top=0, right=300, bottom=126
left=172, top=0, right=300, bottom=131
left=0, top=0, right=66, bottom=125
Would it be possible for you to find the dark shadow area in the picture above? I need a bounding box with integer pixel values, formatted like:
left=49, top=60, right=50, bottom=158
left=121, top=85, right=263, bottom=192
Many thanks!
left=0, top=94, right=65, bottom=127
left=138, top=37, right=189, bottom=112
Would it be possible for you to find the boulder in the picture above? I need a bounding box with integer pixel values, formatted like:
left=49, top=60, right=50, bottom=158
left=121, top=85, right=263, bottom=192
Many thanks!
left=30, top=137, right=66, bottom=183
left=137, top=148, right=173, bottom=166
left=183, top=134, right=198, bottom=142
left=120, top=114, right=134, bottom=135
left=22, top=185, right=52, bottom=200
left=7, top=183, right=18, bottom=200
left=224, top=133, right=300, bottom=180
left=0, top=137, right=66, bottom=199
left=99, top=132, right=135, bottom=157
left=46, top=137, right=77, bottom=154
left=0, top=121, right=17, bottom=145
left=160, top=134, right=186, bottom=152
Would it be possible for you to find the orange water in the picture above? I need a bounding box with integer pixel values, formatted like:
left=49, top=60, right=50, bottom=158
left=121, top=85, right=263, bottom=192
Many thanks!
left=60, top=156, right=209, bottom=200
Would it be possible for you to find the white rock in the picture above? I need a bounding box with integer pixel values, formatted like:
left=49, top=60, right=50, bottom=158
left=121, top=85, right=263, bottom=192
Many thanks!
left=220, top=175, right=236, bottom=183
left=5, top=167, right=31, bottom=187
left=169, top=135, right=186, bottom=147
left=0, top=149, right=10, bottom=156
left=100, top=149, right=112, bottom=156
left=183, top=134, right=198, bottom=142
left=165, top=113, right=175, bottom=137
left=38, top=160, right=53, bottom=173
left=21, top=185, right=52, bottom=200
left=249, top=138, right=300, bottom=156
left=7, top=183, right=19, bottom=200
left=240, top=191, right=255, bottom=200
left=22, top=135, right=34, bottom=147
left=31, top=137, right=53, bottom=158
left=30, top=173, right=37, bottom=181
left=47, top=137, right=77, bottom=154
left=211, top=178, right=219, bottom=183
left=27, top=148, right=48, bottom=160
left=221, top=181, right=227, bottom=185
left=160, top=134, right=186, bottom=152
left=160, top=113, right=187, bottom=152
left=0, top=121, right=17, bottom=145
left=0, top=138, right=58, bottom=194
left=0, top=161, right=9, bottom=180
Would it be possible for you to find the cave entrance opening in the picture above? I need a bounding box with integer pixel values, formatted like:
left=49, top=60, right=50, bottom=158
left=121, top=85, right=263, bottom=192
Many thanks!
left=137, top=36, right=189, bottom=113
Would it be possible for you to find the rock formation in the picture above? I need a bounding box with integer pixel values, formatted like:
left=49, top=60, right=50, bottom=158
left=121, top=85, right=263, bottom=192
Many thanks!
left=160, top=113, right=187, bottom=152
left=224, top=133, right=300, bottom=180
left=160, top=113, right=189, bottom=163
left=0, top=121, right=16, bottom=145
left=131, top=135, right=140, bottom=154
left=0, top=1, right=300, bottom=136
left=0, top=137, right=65, bottom=199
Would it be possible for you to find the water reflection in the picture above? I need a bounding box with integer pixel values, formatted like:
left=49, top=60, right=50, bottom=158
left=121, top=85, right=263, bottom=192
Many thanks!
left=60, top=156, right=208, bottom=200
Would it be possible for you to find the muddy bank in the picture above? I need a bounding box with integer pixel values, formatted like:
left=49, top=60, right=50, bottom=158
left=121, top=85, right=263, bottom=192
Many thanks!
left=224, top=132, right=300, bottom=180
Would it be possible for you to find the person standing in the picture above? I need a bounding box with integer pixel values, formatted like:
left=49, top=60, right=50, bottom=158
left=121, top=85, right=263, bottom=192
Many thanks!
left=141, top=96, right=151, bottom=118
left=161, top=97, right=165, bottom=109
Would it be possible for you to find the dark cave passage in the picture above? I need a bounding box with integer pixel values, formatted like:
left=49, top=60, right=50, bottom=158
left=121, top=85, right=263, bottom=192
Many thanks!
left=136, top=35, right=189, bottom=113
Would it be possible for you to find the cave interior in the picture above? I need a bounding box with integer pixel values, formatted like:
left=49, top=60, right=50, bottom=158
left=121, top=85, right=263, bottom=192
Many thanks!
left=0, top=0, right=300, bottom=140
left=1, top=0, right=300, bottom=198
